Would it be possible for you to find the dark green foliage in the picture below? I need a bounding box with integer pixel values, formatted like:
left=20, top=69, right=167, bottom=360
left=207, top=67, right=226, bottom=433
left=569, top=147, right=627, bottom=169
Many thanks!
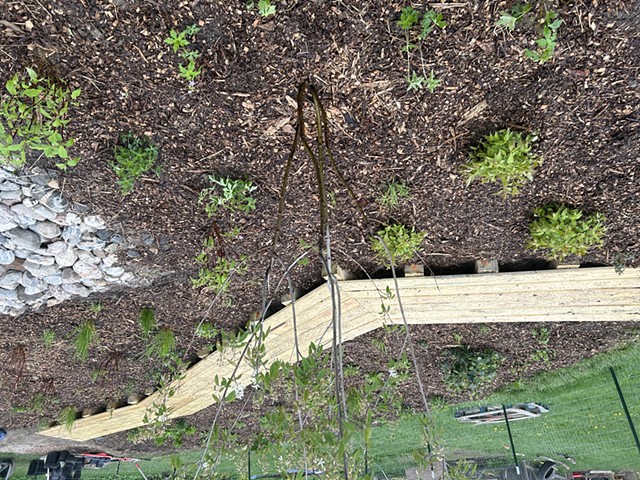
left=442, top=345, right=502, bottom=397
left=111, top=132, right=159, bottom=194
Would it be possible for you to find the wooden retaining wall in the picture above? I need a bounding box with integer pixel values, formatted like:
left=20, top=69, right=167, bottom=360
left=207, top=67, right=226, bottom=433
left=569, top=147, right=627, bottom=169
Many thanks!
left=39, top=267, right=640, bottom=441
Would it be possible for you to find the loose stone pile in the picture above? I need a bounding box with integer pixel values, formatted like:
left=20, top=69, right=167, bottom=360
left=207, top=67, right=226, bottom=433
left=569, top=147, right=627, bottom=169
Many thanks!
left=0, top=166, right=136, bottom=316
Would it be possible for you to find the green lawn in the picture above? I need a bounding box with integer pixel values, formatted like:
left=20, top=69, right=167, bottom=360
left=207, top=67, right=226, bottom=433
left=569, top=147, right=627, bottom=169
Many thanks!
left=367, top=339, right=640, bottom=472
left=5, top=340, right=640, bottom=478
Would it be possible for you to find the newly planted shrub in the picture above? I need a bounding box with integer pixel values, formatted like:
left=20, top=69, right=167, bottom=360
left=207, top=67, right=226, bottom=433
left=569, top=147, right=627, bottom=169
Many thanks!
left=111, top=133, right=159, bottom=194
left=525, top=11, right=562, bottom=64
left=371, top=224, right=426, bottom=268
left=528, top=204, right=606, bottom=261
left=199, top=176, right=257, bottom=215
left=164, top=24, right=202, bottom=89
left=0, top=67, right=81, bottom=169
left=191, top=255, right=247, bottom=295
left=442, top=345, right=502, bottom=397
left=397, top=6, right=446, bottom=92
left=462, top=128, right=541, bottom=197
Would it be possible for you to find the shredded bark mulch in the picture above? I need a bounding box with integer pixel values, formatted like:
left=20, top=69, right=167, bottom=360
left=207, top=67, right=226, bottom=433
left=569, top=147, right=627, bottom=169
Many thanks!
left=0, top=0, right=638, bottom=453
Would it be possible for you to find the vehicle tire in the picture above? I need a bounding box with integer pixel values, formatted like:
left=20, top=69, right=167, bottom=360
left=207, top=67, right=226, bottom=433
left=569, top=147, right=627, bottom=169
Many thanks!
left=537, top=461, right=556, bottom=480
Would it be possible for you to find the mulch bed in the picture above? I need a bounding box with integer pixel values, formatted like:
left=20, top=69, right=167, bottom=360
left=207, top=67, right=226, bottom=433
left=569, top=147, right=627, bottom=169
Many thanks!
left=0, top=0, right=638, bottom=454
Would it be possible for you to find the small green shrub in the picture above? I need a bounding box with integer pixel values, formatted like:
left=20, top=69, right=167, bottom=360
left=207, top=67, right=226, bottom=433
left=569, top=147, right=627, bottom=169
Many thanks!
left=72, top=320, right=96, bottom=361
left=371, top=224, right=426, bottom=268
left=195, top=321, right=219, bottom=339
left=111, top=133, right=159, bottom=194
left=462, top=128, right=541, bottom=197
left=397, top=6, right=446, bottom=92
left=147, top=327, right=176, bottom=359
left=139, top=307, right=157, bottom=338
left=199, top=176, right=257, bottom=215
left=525, top=11, right=562, bottom=64
left=192, top=255, right=248, bottom=294
left=442, top=345, right=502, bottom=397
left=379, top=181, right=410, bottom=208
left=528, top=204, right=606, bottom=261
left=164, top=24, right=202, bottom=89
left=0, top=67, right=81, bottom=169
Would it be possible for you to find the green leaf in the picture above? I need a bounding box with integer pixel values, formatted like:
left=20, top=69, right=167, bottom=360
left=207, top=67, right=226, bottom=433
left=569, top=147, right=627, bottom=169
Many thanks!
left=5, top=78, right=17, bottom=95
left=71, top=88, right=82, bottom=99
left=398, top=6, right=420, bottom=31
left=26, top=67, right=38, bottom=82
left=23, top=88, right=43, bottom=98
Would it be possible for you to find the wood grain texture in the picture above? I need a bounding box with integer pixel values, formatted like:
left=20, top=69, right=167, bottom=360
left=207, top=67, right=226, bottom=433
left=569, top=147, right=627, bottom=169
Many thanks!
left=39, top=267, right=640, bottom=441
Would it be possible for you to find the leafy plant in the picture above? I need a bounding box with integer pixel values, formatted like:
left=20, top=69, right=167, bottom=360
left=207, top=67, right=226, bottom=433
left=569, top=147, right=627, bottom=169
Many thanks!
left=164, top=28, right=190, bottom=53
left=0, top=67, right=81, bottom=169
left=195, top=322, right=219, bottom=339
left=164, top=25, right=202, bottom=89
left=258, top=0, right=276, bottom=17
left=379, top=181, right=410, bottom=208
left=42, top=330, right=56, bottom=349
left=531, top=326, right=550, bottom=345
left=525, top=11, right=562, bottom=64
left=442, top=345, right=502, bottom=397
left=89, top=302, right=103, bottom=314
left=528, top=204, right=606, bottom=261
left=72, top=320, right=96, bottom=362
left=462, top=128, right=541, bottom=197
left=155, top=419, right=197, bottom=447
left=58, top=406, right=77, bottom=432
left=424, top=69, right=441, bottom=93
left=614, top=252, right=635, bottom=275
left=397, top=6, right=446, bottom=92
left=192, top=255, right=248, bottom=294
left=371, top=224, right=426, bottom=268
left=147, top=327, right=176, bottom=359
left=398, top=6, right=420, bottom=31
left=111, top=132, right=160, bottom=194
left=496, top=2, right=532, bottom=31
left=140, top=307, right=157, bottom=338
left=199, top=176, right=257, bottom=215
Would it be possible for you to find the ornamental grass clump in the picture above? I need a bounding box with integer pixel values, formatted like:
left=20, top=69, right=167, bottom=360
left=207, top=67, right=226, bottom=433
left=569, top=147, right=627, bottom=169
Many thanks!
left=528, top=204, right=606, bottom=261
left=462, top=128, right=541, bottom=197
left=371, top=224, right=426, bottom=268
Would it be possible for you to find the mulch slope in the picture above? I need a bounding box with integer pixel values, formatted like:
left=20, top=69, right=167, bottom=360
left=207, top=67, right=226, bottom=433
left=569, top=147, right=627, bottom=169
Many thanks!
left=0, top=0, right=638, bottom=452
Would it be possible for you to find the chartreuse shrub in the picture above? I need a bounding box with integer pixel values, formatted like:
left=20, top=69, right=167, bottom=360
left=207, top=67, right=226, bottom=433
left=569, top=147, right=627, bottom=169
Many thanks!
left=111, top=132, right=159, bottom=194
left=372, top=224, right=426, bottom=268
left=462, top=128, right=541, bottom=197
left=528, top=204, right=606, bottom=261
left=442, top=345, right=502, bottom=398
left=0, top=67, right=81, bottom=169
